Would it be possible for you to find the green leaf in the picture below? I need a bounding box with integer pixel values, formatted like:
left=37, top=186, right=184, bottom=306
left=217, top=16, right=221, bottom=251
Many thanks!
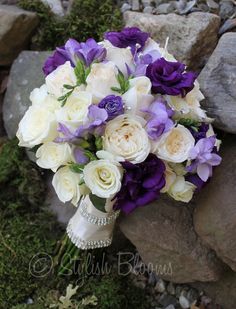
left=95, top=136, right=103, bottom=151
left=69, top=163, right=85, bottom=173
left=63, top=84, right=75, bottom=90
left=84, top=150, right=97, bottom=161
left=178, top=118, right=200, bottom=128
left=89, top=194, right=107, bottom=213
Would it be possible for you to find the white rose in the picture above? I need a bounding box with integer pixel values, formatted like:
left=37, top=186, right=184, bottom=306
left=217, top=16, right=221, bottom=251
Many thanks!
left=17, top=105, right=58, bottom=148
left=46, top=61, right=77, bottom=98
left=83, top=159, right=122, bottom=198
left=52, top=166, right=81, bottom=206
left=30, top=84, right=61, bottom=111
left=103, top=114, right=151, bottom=163
left=36, top=142, right=72, bottom=172
left=86, top=61, right=119, bottom=103
left=56, top=91, right=92, bottom=128
left=122, top=76, right=153, bottom=116
left=168, top=176, right=196, bottom=203
left=102, top=40, right=134, bottom=76
left=154, top=125, right=195, bottom=163
left=161, top=162, right=177, bottom=193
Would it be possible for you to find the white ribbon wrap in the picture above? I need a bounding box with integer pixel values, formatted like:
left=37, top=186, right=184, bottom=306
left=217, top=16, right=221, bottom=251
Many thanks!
left=66, top=195, right=120, bottom=249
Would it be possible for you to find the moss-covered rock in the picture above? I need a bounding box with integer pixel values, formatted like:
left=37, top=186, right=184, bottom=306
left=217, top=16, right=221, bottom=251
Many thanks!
left=18, top=0, right=123, bottom=50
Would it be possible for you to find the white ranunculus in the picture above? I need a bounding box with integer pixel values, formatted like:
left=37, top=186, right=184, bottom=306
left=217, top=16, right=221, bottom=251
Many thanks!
left=161, top=162, right=177, bottom=193
left=30, top=84, right=61, bottom=111
left=154, top=125, right=195, bottom=163
left=103, top=114, right=151, bottom=164
left=52, top=166, right=81, bottom=206
left=83, top=159, right=122, bottom=199
left=46, top=61, right=77, bottom=98
left=168, top=176, right=196, bottom=203
left=36, top=142, right=72, bottom=172
left=86, top=61, right=119, bottom=103
left=56, top=91, right=92, bottom=128
left=102, top=40, right=134, bottom=76
left=17, top=105, right=58, bottom=148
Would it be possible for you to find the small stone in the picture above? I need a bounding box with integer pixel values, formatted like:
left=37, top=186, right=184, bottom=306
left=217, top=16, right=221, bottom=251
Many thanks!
left=219, top=18, right=236, bottom=35
left=26, top=298, right=34, bottom=304
left=187, top=289, right=199, bottom=304
left=175, top=286, right=182, bottom=298
left=165, top=305, right=175, bottom=309
left=143, top=5, right=153, bottom=13
left=167, top=282, right=176, bottom=295
left=178, top=0, right=197, bottom=14
left=141, top=0, right=151, bottom=7
left=206, top=0, right=219, bottom=10
left=155, top=278, right=166, bottom=293
left=132, top=0, right=140, bottom=10
left=41, top=0, right=64, bottom=16
left=159, top=294, right=178, bottom=307
left=179, top=295, right=190, bottom=309
left=220, top=0, right=235, bottom=20
left=121, top=2, right=132, bottom=12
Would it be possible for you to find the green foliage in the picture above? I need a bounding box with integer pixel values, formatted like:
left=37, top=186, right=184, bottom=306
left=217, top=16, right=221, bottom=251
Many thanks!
left=18, top=0, right=123, bottom=50
left=0, top=138, right=46, bottom=211
left=0, top=209, right=64, bottom=307
left=111, top=70, right=131, bottom=95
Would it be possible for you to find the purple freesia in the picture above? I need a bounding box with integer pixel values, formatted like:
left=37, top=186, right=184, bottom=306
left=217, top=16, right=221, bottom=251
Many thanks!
left=55, top=122, right=76, bottom=143
left=98, top=95, right=124, bottom=120
left=75, top=104, right=108, bottom=138
left=142, top=101, right=174, bottom=140
left=185, top=174, right=206, bottom=191
left=73, top=147, right=89, bottom=165
left=114, top=154, right=166, bottom=214
left=187, top=136, right=222, bottom=182
left=146, top=57, right=196, bottom=97
left=104, top=27, right=149, bottom=54
left=43, top=38, right=106, bottom=75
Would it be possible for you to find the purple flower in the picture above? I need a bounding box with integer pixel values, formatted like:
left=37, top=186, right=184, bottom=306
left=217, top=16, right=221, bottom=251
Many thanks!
left=73, top=147, right=89, bottom=165
left=146, top=58, right=196, bottom=97
left=142, top=101, right=174, bottom=140
left=43, top=38, right=106, bottom=75
left=114, top=154, right=166, bottom=214
left=187, top=136, right=222, bottom=182
left=185, top=174, right=206, bottom=191
left=104, top=27, right=149, bottom=54
left=98, top=95, right=124, bottom=120
left=190, top=123, right=209, bottom=142
left=75, top=104, right=108, bottom=138
left=55, top=122, right=76, bottom=143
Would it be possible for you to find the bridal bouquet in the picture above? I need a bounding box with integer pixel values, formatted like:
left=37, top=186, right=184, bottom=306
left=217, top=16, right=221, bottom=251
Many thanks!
left=17, top=27, right=222, bottom=250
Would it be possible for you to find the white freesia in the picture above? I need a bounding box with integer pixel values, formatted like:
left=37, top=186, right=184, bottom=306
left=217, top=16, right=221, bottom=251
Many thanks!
left=36, top=142, right=72, bottom=172
left=52, top=166, right=81, bottom=206
left=46, top=61, right=77, bottom=98
left=102, top=40, right=134, bottom=76
left=17, top=105, right=57, bottom=148
left=86, top=61, right=119, bottom=103
left=56, top=91, right=92, bottom=128
left=96, top=150, right=124, bottom=165
left=154, top=124, right=195, bottom=163
left=83, top=159, right=122, bottom=198
left=161, top=163, right=177, bottom=193
left=30, top=84, right=61, bottom=111
left=103, top=114, right=151, bottom=163
left=168, top=176, right=196, bottom=202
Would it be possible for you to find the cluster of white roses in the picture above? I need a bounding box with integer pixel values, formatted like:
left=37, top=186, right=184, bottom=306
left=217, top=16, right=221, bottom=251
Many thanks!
left=17, top=33, right=219, bottom=211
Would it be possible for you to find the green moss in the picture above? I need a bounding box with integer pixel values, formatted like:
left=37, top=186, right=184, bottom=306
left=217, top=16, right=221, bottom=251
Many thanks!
left=0, top=138, right=46, bottom=211
left=18, top=0, right=123, bottom=50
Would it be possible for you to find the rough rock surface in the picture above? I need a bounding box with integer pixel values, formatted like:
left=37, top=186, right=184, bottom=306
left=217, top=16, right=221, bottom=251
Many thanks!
left=198, top=32, right=236, bottom=134
left=3, top=51, right=51, bottom=138
left=192, top=270, right=236, bottom=309
left=119, top=195, right=223, bottom=283
left=0, top=5, right=39, bottom=65
left=194, top=135, right=236, bottom=271
left=124, top=11, right=220, bottom=70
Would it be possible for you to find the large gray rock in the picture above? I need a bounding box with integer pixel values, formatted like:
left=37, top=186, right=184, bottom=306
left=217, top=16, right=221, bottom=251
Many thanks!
left=120, top=195, right=223, bottom=283
left=124, top=11, right=220, bottom=70
left=194, top=135, right=236, bottom=271
left=198, top=33, right=236, bottom=134
left=0, top=5, right=39, bottom=65
left=3, top=51, right=51, bottom=138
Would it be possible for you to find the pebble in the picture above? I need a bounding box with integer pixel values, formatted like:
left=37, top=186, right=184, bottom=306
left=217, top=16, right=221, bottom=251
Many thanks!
left=155, top=278, right=166, bottom=293
left=219, top=17, right=236, bottom=34
left=159, top=294, right=178, bottom=307
left=141, top=0, right=151, bottom=7
left=219, top=0, right=236, bottom=19
left=178, top=0, right=197, bottom=14
left=167, top=282, right=176, bottom=296
left=206, top=0, right=219, bottom=10
left=179, top=295, right=190, bottom=309
left=143, top=5, right=154, bottom=13
left=165, top=305, right=175, bottom=309
left=121, top=2, right=132, bottom=13
left=132, top=0, right=140, bottom=11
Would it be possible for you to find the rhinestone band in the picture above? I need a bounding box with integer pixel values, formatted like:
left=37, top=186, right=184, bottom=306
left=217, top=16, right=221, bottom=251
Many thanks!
left=79, top=202, right=120, bottom=226
left=67, top=224, right=112, bottom=249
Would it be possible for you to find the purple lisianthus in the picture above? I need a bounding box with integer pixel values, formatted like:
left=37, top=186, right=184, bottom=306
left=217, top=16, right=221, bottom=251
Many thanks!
left=142, top=100, right=174, bottom=140
left=104, top=27, right=149, bottom=54
left=114, top=154, right=166, bottom=214
left=43, top=38, right=106, bottom=75
left=189, top=123, right=209, bottom=142
left=98, top=95, right=124, bottom=120
left=146, top=57, right=196, bottom=97
left=187, top=136, right=222, bottom=182
left=185, top=174, right=206, bottom=191
left=75, top=104, right=108, bottom=138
